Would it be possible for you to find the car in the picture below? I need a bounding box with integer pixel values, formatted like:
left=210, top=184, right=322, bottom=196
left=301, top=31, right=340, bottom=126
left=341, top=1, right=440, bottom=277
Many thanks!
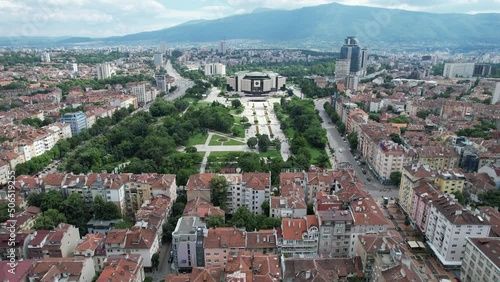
left=366, top=178, right=371, bottom=182
left=362, top=169, right=367, bottom=174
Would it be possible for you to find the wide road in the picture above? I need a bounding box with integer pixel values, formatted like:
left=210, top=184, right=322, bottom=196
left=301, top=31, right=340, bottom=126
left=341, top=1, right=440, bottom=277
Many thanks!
left=314, top=98, right=399, bottom=200
left=163, top=59, right=194, bottom=101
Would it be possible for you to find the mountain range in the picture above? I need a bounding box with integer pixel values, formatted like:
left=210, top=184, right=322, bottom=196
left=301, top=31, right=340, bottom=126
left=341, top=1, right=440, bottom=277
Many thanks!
left=2, top=3, right=499, bottom=47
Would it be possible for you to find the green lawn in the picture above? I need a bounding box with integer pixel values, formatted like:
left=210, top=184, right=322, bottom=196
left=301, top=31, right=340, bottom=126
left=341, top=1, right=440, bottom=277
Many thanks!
left=229, top=109, right=239, bottom=115
left=233, top=115, right=241, bottom=124
left=209, top=134, right=226, bottom=146
left=209, top=134, right=245, bottom=146
left=259, top=150, right=282, bottom=159
left=232, top=124, right=245, bottom=138
left=209, top=151, right=238, bottom=158
left=285, top=128, right=295, bottom=139
left=224, top=139, right=246, bottom=146
left=187, top=133, right=209, bottom=146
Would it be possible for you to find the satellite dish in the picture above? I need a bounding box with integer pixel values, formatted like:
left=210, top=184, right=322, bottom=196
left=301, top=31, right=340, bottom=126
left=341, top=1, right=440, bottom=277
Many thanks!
left=236, top=168, right=241, bottom=173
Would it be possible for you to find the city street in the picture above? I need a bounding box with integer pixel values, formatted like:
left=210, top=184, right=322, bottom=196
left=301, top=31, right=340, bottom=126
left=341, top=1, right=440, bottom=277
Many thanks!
left=314, top=98, right=399, bottom=200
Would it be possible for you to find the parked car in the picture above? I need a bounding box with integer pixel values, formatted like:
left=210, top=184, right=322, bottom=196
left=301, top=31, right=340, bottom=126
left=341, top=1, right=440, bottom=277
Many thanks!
left=366, top=178, right=371, bottom=182
left=362, top=169, right=367, bottom=174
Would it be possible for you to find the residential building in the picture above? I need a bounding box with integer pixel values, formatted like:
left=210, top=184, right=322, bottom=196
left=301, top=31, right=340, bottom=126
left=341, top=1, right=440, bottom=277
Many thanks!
left=399, top=165, right=434, bottom=215
left=204, top=227, right=246, bottom=268
left=153, top=53, right=163, bottom=67
left=350, top=197, right=390, bottom=257
left=228, top=172, right=271, bottom=214
left=356, top=232, right=406, bottom=282
left=125, top=173, right=177, bottom=215
left=97, top=63, right=112, bottom=80
left=0, top=260, right=35, bottom=282
left=478, top=163, right=500, bottom=188
left=225, top=251, right=281, bottom=281
left=204, top=63, right=226, bottom=76
left=373, top=140, right=412, bottom=183
left=434, top=169, right=466, bottom=194
left=425, top=195, right=491, bottom=268
left=155, top=73, right=168, bottom=92
left=97, top=254, right=145, bottom=282
left=0, top=159, right=10, bottom=185
left=270, top=196, right=307, bottom=219
left=86, top=218, right=125, bottom=235
left=335, top=59, right=350, bottom=80
left=41, top=223, right=81, bottom=258
left=317, top=209, right=354, bottom=258
left=443, top=63, right=475, bottom=78
left=28, top=257, right=96, bottom=282
left=282, top=257, right=363, bottom=282
left=416, top=145, right=460, bottom=169
left=104, top=227, right=159, bottom=270
left=0, top=232, right=32, bottom=261
left=60, top=111, right=88, bottom=136
left=461, top=237, right=500, bottom=282
left=473, top=64, right=492, bottom=77
left=74, top=233, right=107, bottom=272
left=493, top=82, right=500, bottom=105
left=127, top=82, right=155, bottom=104
left=218, top=40, right=227, bottom=54
left=410, top=182, right=442, bottom=233
left=186, top=173, right=216, bottom=202
left=183, top=197, right=225, bottom=222
left=276, top=215, right=319, bottom=258
left=246, top=229, right=277, bottom=254
left=41, top=52, right=51, bottom=63
left=172, top=216, right=207, bottom=270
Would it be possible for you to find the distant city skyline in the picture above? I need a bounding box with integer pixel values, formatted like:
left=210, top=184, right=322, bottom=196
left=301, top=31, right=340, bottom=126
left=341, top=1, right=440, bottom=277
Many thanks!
left=0, top=0, right=498, bottom=37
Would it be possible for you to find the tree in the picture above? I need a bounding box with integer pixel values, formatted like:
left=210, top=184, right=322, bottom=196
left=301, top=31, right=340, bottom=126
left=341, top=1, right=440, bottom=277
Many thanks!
left=151, top=253, right=160, bottom=271
left=348, top=132, right=358, bottom=151
left=231, top=99, right=242, bottom=108
left=144, top=277, right=153, bottom=282
left=315, top=153, right=330, bottom=168
left=369, top=113, right=380, bottom=122
left=59, top=193, right=90, bottom=234
left=114, top=221, right=134, bottom=229
left=207, top=215, right=225, bottom=228
left=390, top=133, right=404, bottom=145
left=231, top=207, right=257, bottom=230
left=478, top=190, right=500, bottom=207
left=307, top=203, right=314, bottom=215
left=210, top=175, right=228, bottom=212
left=172, top=202, right=186, bottom=217
left=261, top=200, right=270, bottom=217
left=92, top=195, right=121, bottom=220
left=452, top=191, right=465, bottom=206
left=390, top=171, right=402, bottom=185
left=257, top=134, right=271, bottom=152
left=40, top=190, right=64, bottom=212
left=33, top=209, right=67, bottom=230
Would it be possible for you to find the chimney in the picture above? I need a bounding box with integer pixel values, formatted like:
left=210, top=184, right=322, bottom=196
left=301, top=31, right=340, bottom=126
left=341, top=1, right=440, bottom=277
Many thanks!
left=305, top=270, right=311, bottom=279
left=257, top=234, right=260, bottom=243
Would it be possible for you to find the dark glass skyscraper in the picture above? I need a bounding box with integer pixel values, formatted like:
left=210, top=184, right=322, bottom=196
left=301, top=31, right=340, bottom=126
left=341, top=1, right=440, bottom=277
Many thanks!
left=340, top=36, right=362, bottom=74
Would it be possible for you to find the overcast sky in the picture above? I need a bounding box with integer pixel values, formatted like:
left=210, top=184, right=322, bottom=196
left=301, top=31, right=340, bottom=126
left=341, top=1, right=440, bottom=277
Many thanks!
left=1, top=0, right=498, bottom=37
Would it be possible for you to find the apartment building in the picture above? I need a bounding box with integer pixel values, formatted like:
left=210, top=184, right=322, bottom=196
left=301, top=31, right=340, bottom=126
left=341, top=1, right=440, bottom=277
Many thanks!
left=204, top=227, right=246, bottom=268
left=97, top=254, right=145, bottom=282
left=186, top=173, right=216, bottom=202
left=426, top=195, right=491, bottom=268
left=28, top=257, right=96, bottom=282
left=126, top=173, right=177, bottom=214
left=461, top=237, right=500, bottom=282
left=172, top=216, right=207, bottom=270
left=74, top=233, right=107, bottom=272
left=204, top=63, right=226, bottom=76
left=45, top=224, right=80, bottom=257
left=434, top=169, right=465, bottom=194
left=356, top=232, right=405, bottom=281
left=399, top=165, right=434, bottom=214
left=317, top=209, right=354, bottom=258
left=410, top=182, right=442, bottom=233
left=60, top=111, right=88, bottom=136
left=415, top=146, right=460, bottom=170
left=270, top=196, right=307, bottom=219
left=373, top=140, right=413, bottom=183
left=183, top=197, right=225, bottom=222
left=104, top=227, right=159, bottom=269
left=237, top=172, right=271, bottom=215
left=246, top=229, right=277, bottom=254
left=276, top=215, right=319, bottom=259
